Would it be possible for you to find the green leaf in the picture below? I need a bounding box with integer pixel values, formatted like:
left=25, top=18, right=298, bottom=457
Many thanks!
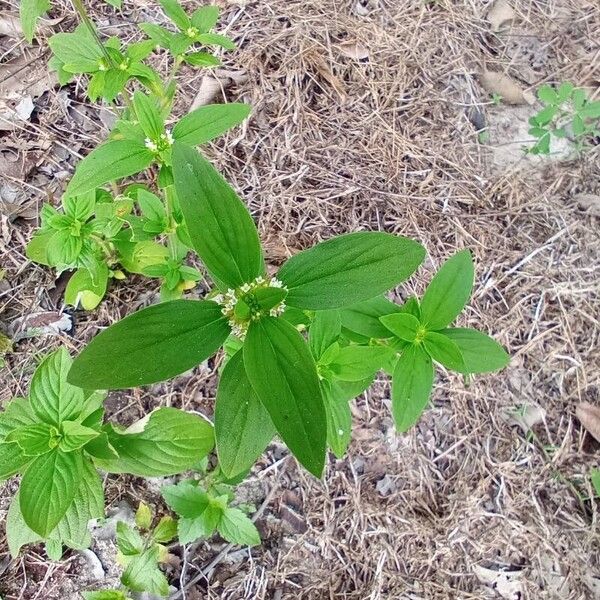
left=30, top=348, right=83, bottom=427
left=84, top=432, right=119, bottom=460
left=0, top=397, right=36, bottom=441
left=379, top=312, right=421, bottom=342
left=139, top=23, right=175, bottom=49
left=439, top=328, right=509, bottom=373
left=329, top=345, right=392, bottom=381
left=68, top=299, right=230, bottom=389
left=65, top=264, right=109, bottom=311
left=591, top=469, right=600, bottom=497
left=121, top=545, right=169, bottom=596
left=339, top=296, right=402, bottom=339
left=19, top=0, right=50, bottom=43
left=82, top=591, right=127, bottom=600
left=322, top=379, right=352, bottom=458
left=20, top=449, right=83, bottom=536
left=46, top=229, right=82, bottom=266
left=183, top=51, right=220, bottom=67
left=278, top=232, right=425, bottom=310
left=419, top=250, right=474, bottom=330
left=162, top=480, right=209, bottom=518
left=422, top=331, right=465, bottom=371
left=172, top=143, right=264, bottom=287
left=191, top=6, right=219, bottom=31
left=309, top=310, right=341, bottom=360
left=6, top=423, right=56, bottom=456
left=244, top=317, right=326, bottom=477
left=217, top=507, right=260, bottom=546
left=580, top=101, right=600, bottom=119
left=133, top=91, right=164, bottom=140
left=97, top=407, right=214, bottom=477
left=173, top=103, right=251, bottom=145
left=196, top=33, right=235, bottom=49
left=104, top=0, right=123, bottom=7
left=160, top=0, right=190, bottom=30
left=137, top=189, right=167, bottom=222
left=556, top=82, right=574, bottom=102
left=49, top=26, right=104, bottom=73
left=26, top=231, right=53, bottom=265
left=135, top=501, right=153, bottom=530
left=66, top=141, right=154, bottom=197
left=116, top=522, right=144, bottom=555
left=391, top=345, right=434, bottom=432
left=63, top=191, right=96, bottom=221
left=59, top=421, right=99, bottom=452
left=215, top=351, right=275, bottom=478
left=537, top=85, right=558, bottom=104
left=0, top=442, right=32, bottom=480
left=6, top=491, right=42, bottom=557
left=153, top=516, right=178, bottom=543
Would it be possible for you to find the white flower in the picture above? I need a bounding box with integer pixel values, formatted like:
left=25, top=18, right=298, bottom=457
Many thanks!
left=144, top=138, right=158, bottom=152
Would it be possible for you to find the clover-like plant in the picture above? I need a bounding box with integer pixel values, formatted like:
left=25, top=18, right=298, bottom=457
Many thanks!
left=528, top=82, right=600, bottom=155
left=0, top=348, right=214, bottom=559
left=67, top=143, right=509, bottom=479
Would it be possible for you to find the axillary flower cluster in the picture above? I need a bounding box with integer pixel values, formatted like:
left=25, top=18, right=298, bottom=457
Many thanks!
left=145, top=129, right=175, bottom=154
left=214, top=276, right=287, bottom=340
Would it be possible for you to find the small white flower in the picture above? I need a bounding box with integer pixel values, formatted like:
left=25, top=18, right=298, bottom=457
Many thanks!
left=144, top=138, right=158, bottom=152
left=254, top=276, right=265, bottom=285
left=269, top=278, right=284, bottom=288
left=240, top=283, right=252, bottom=293
left=213, top=294, right=224, bottom=304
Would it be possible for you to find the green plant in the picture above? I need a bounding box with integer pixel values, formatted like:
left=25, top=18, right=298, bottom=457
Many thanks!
left=528, top=82, right=600, bottom=154
left=0, top=348, right=214, bottom=559
left=25, top=0, right=249, bottom=308
left=66, top=142, right=509, bottom=479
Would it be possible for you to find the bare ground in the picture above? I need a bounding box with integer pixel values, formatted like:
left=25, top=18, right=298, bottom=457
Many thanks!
left=1, top=0, right=600, bottom=598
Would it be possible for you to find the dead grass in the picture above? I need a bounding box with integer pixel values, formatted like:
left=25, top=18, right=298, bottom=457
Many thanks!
left=1, top=0, right=600, bottom=598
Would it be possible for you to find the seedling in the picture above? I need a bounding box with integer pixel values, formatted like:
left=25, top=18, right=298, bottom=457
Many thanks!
left=528, top=82, right=600, bottom=154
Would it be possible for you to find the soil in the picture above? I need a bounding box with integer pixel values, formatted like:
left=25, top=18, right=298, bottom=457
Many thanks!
left=1, top=0, right=599, bottom=598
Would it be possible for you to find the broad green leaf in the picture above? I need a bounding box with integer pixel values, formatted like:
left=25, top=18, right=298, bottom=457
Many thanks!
left=196, top=33, right=235, bottom=49
left=309, top=310, right=341, bottom=360
left=139, top=23, right=174, bottom=49
left=6, top=491, right=42, bottom=557
left=49, top=26, right=104, bottom=73
left=20, top=0, right=50, bottom=42
left=137, top=189, right=166, bottom=222
left=339, top=296, right=402, bottom=339
left=183, top=51, right=220, bottom=67
left=420, top=250, right=474, bottom=330
left=244, top=317, right=326, bottom=477
left=66, top=141, right=154, bottom=197
left=83, top=432, right=119, bottom=460
left=191, top=6, right=219, bottom=31
left=30, top=348, right=83, bottom=427
left=153, top=516, right=178, bottom=543
left=65, top=264, right=109, bottom=311
left=0, top=442, right=31, bottom=480
left=6, top=423, right=56, bottom=456
left=322, top=379, right=352, bottom=458
left=162, top=480, right=209, bottom=518
left=160, top=0, right=190, bottom=30
left=20, top=449, right=83, bottom=536
left=116, top=239, right=169, bottom=274
left=537, top=85, right=558, bottom=104
left=172, top=103, right=251, bottom=146
left=121, top=545, right=169, bottom=596
left=391, top=345, right=434, bottom=432
left=68, top=299, right=230, bottom=389
left=48, top=459, right=104, bottom=550
left=329, top=345, right=393, bottom=381
left=116, top=522, right=144, bottom=555
left=591, top=469, right=600, bottom=497
left=217, top=507, right=260, bottom=546
left=379, top=312, right=421, bottom=342
left=26, top=231, right=53, bottom=265
left=278, top=232, right=425, bottom=310
left=439, top=328, right=509, bottom=374
left=133, top=91, right=164, bottom=140
left=97, top=407, right=214, bottom=477
left=423, top=331, right=465, bottom=371
left=63, top=191, right=96, bottom=221
left=59, top=421, right=99, bottom=452
left=0, top=397, right=36, bottom=440
left=172, top=143, right=264, bottom=288
left=215, top=351, right=275, bottom=478
left=46, top=229, right=82, bottom=265
left=104, top=0, right=122, bottom=7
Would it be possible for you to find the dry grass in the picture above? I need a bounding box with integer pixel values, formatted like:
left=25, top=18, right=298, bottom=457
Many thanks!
left=1, top=0, right=600, bottom=598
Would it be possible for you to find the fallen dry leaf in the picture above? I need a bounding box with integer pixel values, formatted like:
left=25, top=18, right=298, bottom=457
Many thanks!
left=9, top=311, right=73, bottom=341
left=576, top=402, right=600, bottom=442
left=0, top=13, right=62, bottom=38
left=473, top=565, right=523, bottom=600
left=190, top=69, right=248, bottom=110
left=338, top=41, right=369, bottom=60
left=503, top=402, right=546, bottom=433
left=572, top=193, right=600, bottom=217
left=479, top=70, right=527, bottom=105
left=487, top=0, right=516, bottom=32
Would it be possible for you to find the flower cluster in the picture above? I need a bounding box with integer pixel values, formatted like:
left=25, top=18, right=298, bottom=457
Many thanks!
left=145, top=129, right=174, bottom=153
left=214, top=276, right=287, bottom=340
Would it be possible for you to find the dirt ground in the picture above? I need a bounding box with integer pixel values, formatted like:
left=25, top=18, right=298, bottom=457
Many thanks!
left=1, top=0, right=600, bottom=598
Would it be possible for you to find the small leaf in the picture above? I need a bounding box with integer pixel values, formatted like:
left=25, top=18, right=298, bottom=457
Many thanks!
left=196, top=33, right=235, bottom=50
left=278, top=232, right=425, bottom=310
left=322, top=379, right=352, bottom=458
left=309, top=310, right=341, bottom=360
left=391, top=345, right=434, bottom=432
left=379, top=312, right=421, bottom=342
left=172, top=143, right=264, bottom=288
left=162, top=480, right=209, bottom=518
left=173, top=103, right=251, bottom=146
left=6, top=424, right=56, bottom=456
left=20, top=449, right=83, bottom=536
left=116, top=521, right=144, bottom=555
left=591, top=469, right=600, bottom=498
left=66, top=141, right=154, bottom=197
left=68, top=300, right=230, bottom=389
left=20, top=0, right=50, bottom=42
left=423, top=331, right=465, bottom=371
left=215, top=351, right=275, bottom=479
left=153, top=516, right=178, bottom=543
left=60, top=421, right=100, bottom=452
left=244, top=317, right=326, bottom=477
left=183, top=51, right=220, bottom=67
left=420, top=250, right=474, bottom=330
left=133, top=91, right=164, bottom=140
left=65, top=264, right=109, bottom=311
left=6, top=491, right=42, bottom=557
left=217, top=507, right=260, bottom=546
left=191, top=5, right=219, bottom=32
left=0, top=442, right=32, bottom=480
left=135, top=502, right=153, bottom=530
left=339, top=296, right=402, bottom=339
left=30, top=348, right=83, bottom=427
left=121, top=546, right=169, bottom=596
left=537, top=84, right=558, bottom=105
left=159, top=0, right=190, bottom=30
left=328, top=345, right=392, bottom=381
left=439, top=328, right=509, bottom=373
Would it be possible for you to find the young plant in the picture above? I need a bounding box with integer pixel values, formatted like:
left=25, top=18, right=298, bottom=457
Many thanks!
left=0, top=348, right=214, bottom=559
left=66, top=143, right=509, bottom=480
left=528, top=82, right=600, bottom=155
